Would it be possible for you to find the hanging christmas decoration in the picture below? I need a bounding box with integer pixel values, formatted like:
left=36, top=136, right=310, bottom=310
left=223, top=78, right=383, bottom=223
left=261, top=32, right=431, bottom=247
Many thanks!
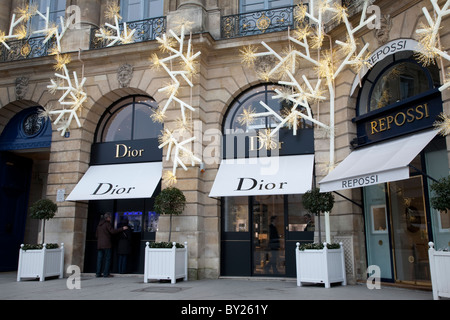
left=158, top=129, right=202, bottom=186
left=151, top=21, right=202, bottom=186
left=0, top=4, right=85, bottom=136
left=95, top=2, right=136, bottom=47
left=151, top=23, right=201, bottom=124
left=46, top=53, right=87, bottom=136
left=239, top=0, right=376, bottom=170
left=415, top=0, right=450, bottom=136
left=0, top=4, right=70, bottom=53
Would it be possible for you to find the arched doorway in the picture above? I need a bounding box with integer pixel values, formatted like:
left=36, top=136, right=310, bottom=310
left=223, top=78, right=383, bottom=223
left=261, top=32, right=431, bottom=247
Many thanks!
left=81, top=95, right=163, bottom=274
left=349, top=50, right=449, bottom=286
left=218, top=84, right=315, bottom=277
left=0, top=106, right=52, bottom=271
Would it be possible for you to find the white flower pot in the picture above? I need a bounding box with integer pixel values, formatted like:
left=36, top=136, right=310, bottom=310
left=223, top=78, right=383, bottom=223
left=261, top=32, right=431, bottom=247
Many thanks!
left=144, top=242, right=188, bottom=284
left=428, top=242, right=450, bottom=300
left=17, top=244, right=64, bottom=282
left=296, top=242, right=346, bottom=288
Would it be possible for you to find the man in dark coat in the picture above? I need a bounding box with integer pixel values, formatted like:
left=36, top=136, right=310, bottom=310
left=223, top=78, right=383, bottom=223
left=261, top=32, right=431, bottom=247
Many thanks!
left=96, top=213, right=128, bottom=277
left=117, top=218, right=132, bottom=274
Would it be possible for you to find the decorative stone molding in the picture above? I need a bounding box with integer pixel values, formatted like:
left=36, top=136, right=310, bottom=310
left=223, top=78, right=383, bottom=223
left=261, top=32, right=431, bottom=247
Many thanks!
left=375, top=15, right=392, bottom=46
left=117, top=63, right=134, bottom=88
left=15, top=76, right=29, bottom=101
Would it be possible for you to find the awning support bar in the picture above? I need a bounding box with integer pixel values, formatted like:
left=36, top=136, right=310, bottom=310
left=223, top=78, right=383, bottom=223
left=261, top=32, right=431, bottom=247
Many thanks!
left=408, top=164, right=439, bottom=183
left=332, top=191, right=363, bottom=209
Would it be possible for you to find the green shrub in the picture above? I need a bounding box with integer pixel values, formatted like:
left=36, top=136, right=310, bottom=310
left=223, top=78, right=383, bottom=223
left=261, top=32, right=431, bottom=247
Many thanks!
left=297, top=243, right=340, bottom=251
left=147, top=242, right=185, bottom=249
left=430, top=176, right=450, bottom=212
left=21, top=243, right=59, bottom=251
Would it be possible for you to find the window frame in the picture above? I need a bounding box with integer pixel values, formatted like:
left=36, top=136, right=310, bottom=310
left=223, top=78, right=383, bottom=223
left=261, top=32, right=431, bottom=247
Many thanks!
left=239, top=0, right=293, bottom=13
left=120, top=0, right=164, bottom=22
left=95, top=95, right=162, bottom=143
left=356, top=52, right=441, bottom=118
left=29, top=0, right=66, bottom=31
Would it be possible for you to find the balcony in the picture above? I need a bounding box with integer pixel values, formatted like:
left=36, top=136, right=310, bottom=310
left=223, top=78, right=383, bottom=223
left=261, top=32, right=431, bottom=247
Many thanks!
left=90, top=16, right=166, bottom=49
left=0, top=36, right=56, bottom=63
left=221, top=5, right=306, bottom=39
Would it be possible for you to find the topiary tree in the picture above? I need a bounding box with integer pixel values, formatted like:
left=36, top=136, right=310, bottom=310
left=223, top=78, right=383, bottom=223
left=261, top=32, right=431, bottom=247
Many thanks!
left=430, top=175, right=450, bottom=213
left=302, top=188, right=334, bottom=243
left=29, top=198, right=58, bottom=244
left=154, top=187, right=186, bottom=242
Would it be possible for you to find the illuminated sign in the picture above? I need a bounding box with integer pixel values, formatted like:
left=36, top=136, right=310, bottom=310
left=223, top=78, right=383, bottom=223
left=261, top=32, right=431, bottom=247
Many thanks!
left=354, top=90, right=442, bottom=146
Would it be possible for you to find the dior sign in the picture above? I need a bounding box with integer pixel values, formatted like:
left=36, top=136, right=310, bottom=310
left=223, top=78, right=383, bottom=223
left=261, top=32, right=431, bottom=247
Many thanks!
left=91, top=183, right=136, bottom=196
left=235, top=177, right=288, bottom=192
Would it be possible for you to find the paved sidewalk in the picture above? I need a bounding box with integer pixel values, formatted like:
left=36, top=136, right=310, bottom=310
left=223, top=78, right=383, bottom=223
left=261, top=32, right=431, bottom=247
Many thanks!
left=0, top=272, right=433, bottom=301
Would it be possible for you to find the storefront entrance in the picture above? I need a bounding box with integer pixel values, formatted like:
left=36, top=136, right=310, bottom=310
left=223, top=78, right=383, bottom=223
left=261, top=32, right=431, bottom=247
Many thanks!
left=0, top=107, right=52, bottom=271
left=364, top=139, right=450, bottom=285
left=253, top=195, right=285, bottom=275
left=221, top=194, right=314, bottom=277
left=76, top=94, right=163, bottom=275
left=83, top=188, right=160, bottom=274
left=0, top=152, right=32, bottom=271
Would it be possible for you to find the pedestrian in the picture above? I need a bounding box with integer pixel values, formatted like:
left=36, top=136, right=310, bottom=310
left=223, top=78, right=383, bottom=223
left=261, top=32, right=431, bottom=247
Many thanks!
left=117, top=218, right=132, bottom=274
left=96, top=212, right=128, bottom=278
left=265, top=215, right=280, bottom=274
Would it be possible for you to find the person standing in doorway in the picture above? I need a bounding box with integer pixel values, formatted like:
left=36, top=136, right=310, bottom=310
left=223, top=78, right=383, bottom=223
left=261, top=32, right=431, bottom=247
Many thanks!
left=117, top=218, right=132, bottom=274
left=265, top=216, right=280, bottom=274
left=96, top=212, right=128, bottom=278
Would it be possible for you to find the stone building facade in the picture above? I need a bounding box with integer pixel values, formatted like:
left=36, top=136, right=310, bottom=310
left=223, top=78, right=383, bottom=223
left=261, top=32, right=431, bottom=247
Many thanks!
left=0, top=0, right=449, bottom=287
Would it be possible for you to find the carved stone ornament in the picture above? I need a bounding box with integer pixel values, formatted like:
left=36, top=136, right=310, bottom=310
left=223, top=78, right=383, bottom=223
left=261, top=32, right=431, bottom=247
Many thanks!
left=117, top=63, right=134, bottom=88
left=15, top=76, right=29, bottom=100
left=375, top=14, right=392, bottom=46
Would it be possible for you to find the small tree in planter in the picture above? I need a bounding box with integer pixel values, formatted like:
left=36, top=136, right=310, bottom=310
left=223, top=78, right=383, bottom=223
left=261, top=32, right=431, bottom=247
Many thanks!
left=428, top=175, right=450, bottom=299
left=302, top=188, right=334, bottom=243
left=144, top=187, right=188, bottom=283
left=297, top=188, right=345, bottom=288
left=17, top=198, right=64, bottom=282
left=154, top=187, right=186, bottom=243
left=29, top=198, right=58, bottom=245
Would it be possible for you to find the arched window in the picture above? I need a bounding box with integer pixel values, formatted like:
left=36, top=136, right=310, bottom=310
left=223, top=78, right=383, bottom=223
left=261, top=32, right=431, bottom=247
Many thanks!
left=357, top=51, right=440, bottom=116
left=223, top=83, right=312, bottom=134
left=96, top=95, right=162, bottom=143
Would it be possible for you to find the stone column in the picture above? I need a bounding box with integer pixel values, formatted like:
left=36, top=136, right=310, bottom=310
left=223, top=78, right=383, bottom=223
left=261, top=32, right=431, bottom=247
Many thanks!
left=178, top=0, right=206, bottom=9
left=168, top=0, right=221, bottom=39
left=61, top=0, right=102, bottom=52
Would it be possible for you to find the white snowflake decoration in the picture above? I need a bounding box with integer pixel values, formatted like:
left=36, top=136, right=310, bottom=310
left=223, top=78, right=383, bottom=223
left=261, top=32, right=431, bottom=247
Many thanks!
left=158, top=129, right=202, bottom=186
left=95, top=13, right=136, bottom=47
left=240, top=0, right=376, bottom=168
left=152, top=24, right=201, bottom=124
left=415, top=0, right=450, bottom=136
left=151, top=22, right=203, bottom=185
left=47, top=58, right=87, bottom=136
left=0, top=5, right=70, bottom=53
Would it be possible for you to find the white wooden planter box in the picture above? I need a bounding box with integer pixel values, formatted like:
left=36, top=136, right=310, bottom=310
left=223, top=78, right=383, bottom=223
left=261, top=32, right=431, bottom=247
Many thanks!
left=17, top=243, right=64, bottom=282
left=144, top=242, right=188, bottom=284
left=428, top=242, right=450, bottom=300
left=296, top=242, right=346, bottom=288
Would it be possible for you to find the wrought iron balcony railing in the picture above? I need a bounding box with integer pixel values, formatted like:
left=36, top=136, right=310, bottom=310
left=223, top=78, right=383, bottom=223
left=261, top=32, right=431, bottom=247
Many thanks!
left=90, top=16, right=166, bottom=49
left=221, top=5, right=307, bottom=39
left=0, top=35, right=56, bottom=62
